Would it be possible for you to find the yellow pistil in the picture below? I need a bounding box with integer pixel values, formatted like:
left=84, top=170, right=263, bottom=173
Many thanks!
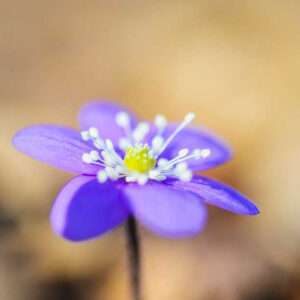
left=124, top=145, right=156, bottom=173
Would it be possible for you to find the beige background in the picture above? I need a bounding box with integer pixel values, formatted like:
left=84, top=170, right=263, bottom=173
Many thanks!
left=1, top=1, right=300, bottom=299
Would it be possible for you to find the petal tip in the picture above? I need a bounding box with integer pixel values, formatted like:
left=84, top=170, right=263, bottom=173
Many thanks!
left=218, top=141, right=233, bottom=164
left=247, top=204, right=260, bottom=215
left=234, top=200, right=260, bottom=216
left=12, top=126, right=38, bottom=154
left=12, top=127, right=27, bottom=150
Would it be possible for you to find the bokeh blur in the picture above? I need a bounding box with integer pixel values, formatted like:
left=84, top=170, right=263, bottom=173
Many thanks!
left=1, top=0, right=300, bottom=299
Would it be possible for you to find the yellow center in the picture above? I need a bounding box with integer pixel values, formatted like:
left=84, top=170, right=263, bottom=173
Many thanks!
left=124, top=146, right=156, bottom=173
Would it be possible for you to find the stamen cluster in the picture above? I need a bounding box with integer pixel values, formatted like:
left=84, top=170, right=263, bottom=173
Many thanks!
left=81, top=112, right=211, bottom=185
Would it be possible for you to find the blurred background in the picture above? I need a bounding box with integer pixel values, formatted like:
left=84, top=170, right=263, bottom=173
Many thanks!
left=1, top=0, right=300, bottom=299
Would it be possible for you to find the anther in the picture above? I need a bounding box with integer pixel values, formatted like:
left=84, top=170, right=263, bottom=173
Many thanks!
left=178, top=148, right=189, bottom=157
left=175, top=162, right=188, bottom=173
left=184, top=112, right=195, bottom=123
left=201, top=149, right=211, bottom=158
left=154, top=112, right=196, bottom=158
left=154, top=114, right=167, bottom=130
left=90, top=150, right=100, bottom=161
left=105, top=167, right=119, bottom=180
left=179, top=170, right=192, bottom=182
left=97, top=170, right=108, bottom=183
left=93, top=139, right=105, bottom=150
left=157, top=158, right=169, bottom=168
left=193, top=148, right=211, bottom=159
left=88, top=127, right=99, bottom=138
left=105, top=139, right=114, bottom=150
left=149, top=169, right=160, bottom=178
left=116, top=112, right=130, bottom=128
left=118, top=137, right=131, bottom=150
left=137, top=174, right=148, bottom=185
left=151, top=136, right=164, bottom=152
left=82, top=153, right=92, bottom=164
left=81, top=131, right=90, bottom=141
left=132, top=122, right=150, bottom=142
left=101, top=151, right=116, bottom=166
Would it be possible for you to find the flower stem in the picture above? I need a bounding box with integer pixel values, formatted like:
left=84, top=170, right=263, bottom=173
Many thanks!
left=125, top=216, right=142, bottom=300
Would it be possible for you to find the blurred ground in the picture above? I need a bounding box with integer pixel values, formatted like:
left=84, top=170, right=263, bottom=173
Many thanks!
left=1, top=0, right=300, bottom=299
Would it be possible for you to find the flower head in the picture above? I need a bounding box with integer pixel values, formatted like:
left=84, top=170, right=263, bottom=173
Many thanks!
left=13, top=101, right=259, bottom=242
left=79, top=109, right=211, bottom=185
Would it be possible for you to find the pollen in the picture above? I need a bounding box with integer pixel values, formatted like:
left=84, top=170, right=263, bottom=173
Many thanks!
left=124, top=146, right=156, bottom=173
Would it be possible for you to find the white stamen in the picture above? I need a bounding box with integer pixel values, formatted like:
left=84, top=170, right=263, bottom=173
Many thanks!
left=116, top=112, right=130, bottom=128
left=116, top=111, right=134, bottom=143
left=154, top=114, right=167, bottom=130
left=163, top=148, right=210, bottom=169
left=132, top=131, right=144, bottom=143
left=101, top=151, right=116, bottom=166
left=178, top=148, right=189, bottom=157
left=193, top=148, right=211, bottom=159
left=105, top=139, right=124, bottom=164
left=93, top=139, right=105, bottom=150
left=82, top=153, right=92, bottom=164
left=81, top=110, right=208, bottom=185
left=179, top=170, right=192, bottom=182
left=184, top=112, right=195, bottom=123
left=115, top=165, right=127, bottom=174
left=105, top=139, right=114, bottom=150
left=89, top=127, right=99, bottom=138
left=151, top=136, right=164, bottom=152
left=157, top=158, right=169, bottom=168
left=156, top=175, right=167, bottom=181
left=105, top=167, right=119, bottom=180
left=90, top=150, right=100, bottom=161
left=119, top=137, right=131, bottom=151
left=136, top=122, right=150, bottom=133
left=132, top=122, right=150, bottom=142
left=154, top=112, right=196, bottom=158
left=201, top=149, right=211, bottom=158
left=97, top=170, right=108, bottom=183
left=160, top=148, right=189, bottom=168
left=81, top=131, right=90, bottom=141
left=125, top=175, right=138, bottom=182
left=192, top=149, right=202, bottom=159
left=137, top=174, right=148, bottom=185
left=149, top=169, right=160, bottom=178
left=175, top=162, right=188, bottom=173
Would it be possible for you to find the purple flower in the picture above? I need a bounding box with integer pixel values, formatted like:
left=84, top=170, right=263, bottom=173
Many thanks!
left=13, top=101, right=259, bottom=242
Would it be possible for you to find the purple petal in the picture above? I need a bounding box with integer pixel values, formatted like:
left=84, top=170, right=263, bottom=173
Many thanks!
left=13, top=125, right=99, bottom=174
left=50, top=176, right=129, bottom=242
left=169, top=175, right=259, bottom=215
left=148, top=125, right=232, bottom=171
left=79, top=101, right=138, bottom=144
left=123, top=182, right=207, bottom=238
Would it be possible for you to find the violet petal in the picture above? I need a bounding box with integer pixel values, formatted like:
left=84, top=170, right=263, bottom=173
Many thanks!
left=50, top=176, right=129, bottom=241
left=169, top=175, right=259, bottom=215
left=79, top=101, right=137, bottom=144
left=123, top=182, right=207, bottom=238
left=13, top=125, right=99, bottom=174
left=147, top=125, right=232, bottom=171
